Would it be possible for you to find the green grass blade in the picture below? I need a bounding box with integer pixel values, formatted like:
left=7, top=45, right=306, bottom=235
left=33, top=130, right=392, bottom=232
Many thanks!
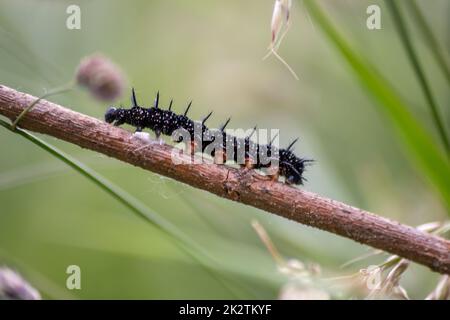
left=385, top=0, right=449, bottom=154
left=0, top=119, right=247, bottom=298
left=405, top=0, right=450, bottom=85
left=303, top=0, right=450, bottom=214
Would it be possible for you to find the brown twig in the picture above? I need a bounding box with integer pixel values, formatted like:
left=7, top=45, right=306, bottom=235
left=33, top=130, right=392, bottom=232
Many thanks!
left=0, top=84, right=449, bottom=274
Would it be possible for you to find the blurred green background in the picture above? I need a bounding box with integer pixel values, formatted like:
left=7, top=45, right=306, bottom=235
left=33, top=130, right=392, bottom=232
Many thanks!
left=0, top=0, right=448, bottom=299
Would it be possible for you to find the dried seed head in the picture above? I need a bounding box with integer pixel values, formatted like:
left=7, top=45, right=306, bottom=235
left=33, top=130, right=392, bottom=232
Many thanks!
left=360, top=265, right=382, bottom=291
left=265, top=0, right=298, bottom=80
left=385, top=259, right=410, bottom=286
left=271, top=0, right=292, bottom=44
left=380, top=259, right=410, bottom=299
left=76, top=53, right=125, bottom=102
left=0, top=267, right=41, bottom=300
left=362, top=258, right=410, bottom=300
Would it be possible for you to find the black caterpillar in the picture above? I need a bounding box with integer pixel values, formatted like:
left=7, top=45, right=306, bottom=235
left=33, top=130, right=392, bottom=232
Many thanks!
left=105, top=89, right=312, bottom=185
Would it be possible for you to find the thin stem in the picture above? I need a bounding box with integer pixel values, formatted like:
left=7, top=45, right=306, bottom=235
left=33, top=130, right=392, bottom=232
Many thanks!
left=12, top=81, right=75, bottom=130
left=385, top=1, right=450, bottom=155
left=251, top=220, right=285, bottom=265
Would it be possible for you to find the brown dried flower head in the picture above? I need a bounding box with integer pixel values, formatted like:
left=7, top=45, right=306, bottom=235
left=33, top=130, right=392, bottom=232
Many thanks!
left=76, top=53, right=125, bottom=102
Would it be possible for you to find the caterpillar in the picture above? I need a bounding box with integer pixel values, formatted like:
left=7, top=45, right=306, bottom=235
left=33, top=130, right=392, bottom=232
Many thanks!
left=104, top=88, right=312, bottom=185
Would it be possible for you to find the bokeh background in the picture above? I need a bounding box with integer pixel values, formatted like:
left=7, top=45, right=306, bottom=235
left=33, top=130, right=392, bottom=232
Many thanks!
left=0, top=0, right=449, bottom=299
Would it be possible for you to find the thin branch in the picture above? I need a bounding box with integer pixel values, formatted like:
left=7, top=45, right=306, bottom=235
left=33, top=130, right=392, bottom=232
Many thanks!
left=0, top=84, right=449, bottom=274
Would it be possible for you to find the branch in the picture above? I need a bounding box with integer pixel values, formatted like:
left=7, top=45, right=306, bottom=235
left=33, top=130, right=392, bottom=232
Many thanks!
left=0, top=84, right=449, bottom=274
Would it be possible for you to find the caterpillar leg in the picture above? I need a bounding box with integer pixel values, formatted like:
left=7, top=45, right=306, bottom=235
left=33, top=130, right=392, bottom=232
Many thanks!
left=154, top=130, right=164, bottom=145
left=157, top=137, right=164, bottom=145
left=244, top=157, right=255, bottom=169
left=214, top=149, right=227, bottom=165
left=188, top=141, right=198, bottom=156
left=266, top=166, right=280, bottom=182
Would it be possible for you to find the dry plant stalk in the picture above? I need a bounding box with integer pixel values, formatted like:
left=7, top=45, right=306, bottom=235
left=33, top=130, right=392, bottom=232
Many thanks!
left=0, top=84, right=449, bottom=274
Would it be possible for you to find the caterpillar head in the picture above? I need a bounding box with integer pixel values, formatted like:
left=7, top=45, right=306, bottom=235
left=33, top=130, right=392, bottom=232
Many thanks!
left=105, top=107, right=125, bottom=126
left=105, top=107, right=117, bottom=123
left=284, top=159, right=313, bottom=185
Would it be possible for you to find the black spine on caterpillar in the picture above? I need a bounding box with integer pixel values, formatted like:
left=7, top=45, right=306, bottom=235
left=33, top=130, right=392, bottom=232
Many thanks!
left=104, top=89, right=313, bottom=185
